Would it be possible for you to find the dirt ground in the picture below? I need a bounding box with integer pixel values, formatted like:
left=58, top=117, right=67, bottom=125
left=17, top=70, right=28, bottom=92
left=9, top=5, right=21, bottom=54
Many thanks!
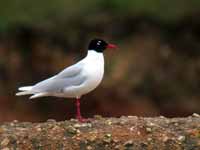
left=0, top=114, right=200, bottom=150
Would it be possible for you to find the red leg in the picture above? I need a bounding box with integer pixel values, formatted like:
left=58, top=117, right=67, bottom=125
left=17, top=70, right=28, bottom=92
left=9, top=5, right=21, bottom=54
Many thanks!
left=76, top=98, right=86, bottom=122
left=75, top=98, right=91, bottom=122
left=76, top=98, right=81, bottom=120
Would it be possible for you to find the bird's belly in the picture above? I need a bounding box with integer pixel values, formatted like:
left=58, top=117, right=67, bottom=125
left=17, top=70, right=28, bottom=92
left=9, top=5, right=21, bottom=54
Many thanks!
left=58, top=54, right=104, bottom=98
left=60, top=68, right=104, bottom=98
left=57, top=78, right=102, bottom=98
left=76, top=60, right=104, bottom=96
left=83, top=72, right=104, bottom=94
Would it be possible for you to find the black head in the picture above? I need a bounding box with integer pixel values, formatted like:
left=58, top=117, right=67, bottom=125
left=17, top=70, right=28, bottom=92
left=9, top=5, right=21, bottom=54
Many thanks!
left=88, top=38, right=117, bottom=53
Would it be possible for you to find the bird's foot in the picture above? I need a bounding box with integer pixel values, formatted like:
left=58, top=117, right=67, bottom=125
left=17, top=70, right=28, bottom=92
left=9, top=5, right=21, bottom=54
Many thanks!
left=76, top=116, right=91, bottom=123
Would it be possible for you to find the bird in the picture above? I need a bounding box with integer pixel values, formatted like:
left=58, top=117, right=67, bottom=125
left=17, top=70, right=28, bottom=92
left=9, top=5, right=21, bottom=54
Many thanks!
left=16, top=38, right=117, bottom=122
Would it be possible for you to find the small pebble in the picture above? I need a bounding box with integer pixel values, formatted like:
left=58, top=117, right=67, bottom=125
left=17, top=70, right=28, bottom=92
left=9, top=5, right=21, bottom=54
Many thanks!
left=63, top=137, right=66, bottom=140
left=36, top=127, right=42, bottom=132
left=74, top=124, right=82, bottom=128
left=106, top=120, right=112, bottom=125
left=120, top=116, right=126, bottom=119
left=178, top=135, right=186, bottom=142
left=94, top=115, right=102, bottom=119
left=74, top=123, right=92, bottom=128
left=120, top=121, right=125, bottom=125
left=16, top=127, right=27, bottom=132
left=192, top=113, right=200, bottom=117
left=146, top=127, right=152, bottom=133
left=2, top=148, right=10, bottom=150
left=127, top=116, right=138, bottom=119
left=88, top=135, right=96, bottom=142
left=52, top=126, right=60, bottom=131
left=147, top=122, right=155, bottom=127
left=70, top=118, right=76, bottom=122
left=1, top=138, right=10, bottom=146
left=174, top=123, right=179, bottom=126
left=124, top=140, right=133, bottom=146
left=163, top=136, right=169, bottom=142
left=10, top=123, right=14, bottom=126
left=86, top=145, right=92, bottom=150
left=137, top=131, right=141, bottom=135
left=159, top=116, right=165, bottom=119
left=165, top=120, right=170, bottom=124
left=67, top=126, right=77, bottom=134
left=129, top=126, right=135, bottom=131
left=113, top=139, right=119, bottom=143
left=0, top=127, right=4, bottom=133
left=13, top=120, right=18, bottom=123
left=105, top=133, right=112, bottom=138
left=114, top=145, right=120, bottom=149
left=103, top=133, right=112, bottom=143
left=47, top=119, right=56, bottom=122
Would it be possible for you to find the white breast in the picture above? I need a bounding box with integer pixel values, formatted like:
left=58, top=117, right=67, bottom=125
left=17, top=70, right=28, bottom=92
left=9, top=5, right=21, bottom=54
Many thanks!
left=55, top=50, right=104, bottom=98
left=80, top=50, right=104, bottom=95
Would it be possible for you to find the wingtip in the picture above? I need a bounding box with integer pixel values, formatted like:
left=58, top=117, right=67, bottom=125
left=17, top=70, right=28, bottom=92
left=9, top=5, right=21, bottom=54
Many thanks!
left=16, top=92, right=23, bottom=96
left=15, top=93, right=20, bottom=96
left=18, top=86, right=33, bottom=91
left=15, top=91, right=32, bottom=96
left=29, top=96, right=34, bottom=100
left=29, top=93, right=48, bottom=99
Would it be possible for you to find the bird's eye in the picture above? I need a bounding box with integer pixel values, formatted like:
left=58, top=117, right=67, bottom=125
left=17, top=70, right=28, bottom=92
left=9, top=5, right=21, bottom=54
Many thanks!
left=97, top=41, right=101, bottom=45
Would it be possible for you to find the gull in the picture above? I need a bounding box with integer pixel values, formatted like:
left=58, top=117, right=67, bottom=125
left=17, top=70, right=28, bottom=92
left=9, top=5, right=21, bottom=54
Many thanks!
left=16, top=38, right=117, bottom=122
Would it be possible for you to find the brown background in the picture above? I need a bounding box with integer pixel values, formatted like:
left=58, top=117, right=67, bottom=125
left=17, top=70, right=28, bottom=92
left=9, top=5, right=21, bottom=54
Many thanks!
left=0, top=0, right=200, bottom=121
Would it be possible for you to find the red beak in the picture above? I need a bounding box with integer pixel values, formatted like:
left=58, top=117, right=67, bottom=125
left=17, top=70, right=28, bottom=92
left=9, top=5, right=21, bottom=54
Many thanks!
left=107, top=43, right=117, bottom=49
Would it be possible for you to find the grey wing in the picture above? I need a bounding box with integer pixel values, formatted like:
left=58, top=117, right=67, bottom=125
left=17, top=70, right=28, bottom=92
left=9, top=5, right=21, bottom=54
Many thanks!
left=31, top=62, right=86, bottom=93
left=56, top=62, right=83, bottom=78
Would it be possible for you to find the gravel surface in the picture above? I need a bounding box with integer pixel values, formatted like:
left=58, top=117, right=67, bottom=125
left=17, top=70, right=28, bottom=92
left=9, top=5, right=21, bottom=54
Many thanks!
left=0, top=115, right=200, bottom=150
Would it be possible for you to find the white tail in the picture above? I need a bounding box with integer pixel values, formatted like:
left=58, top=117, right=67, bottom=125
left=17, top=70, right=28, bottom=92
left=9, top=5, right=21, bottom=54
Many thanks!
left=16, top=86, right=33, bottom=96
left=16, top=91, right=32, bottom=96
left=18, top=86, right=33, bottom=91
left=29, top=93, right=48, bottom=99
left=16, top=85, right=49, bottom=99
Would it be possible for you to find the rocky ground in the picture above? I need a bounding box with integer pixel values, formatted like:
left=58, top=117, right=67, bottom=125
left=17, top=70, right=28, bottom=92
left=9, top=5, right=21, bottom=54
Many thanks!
left=0, top=114, right=200, bottom=150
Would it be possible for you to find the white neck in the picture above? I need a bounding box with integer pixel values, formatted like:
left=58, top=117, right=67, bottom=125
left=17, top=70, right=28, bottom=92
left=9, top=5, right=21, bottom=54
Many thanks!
left=87, top=50, right=103, bottom=54
left=83, top=50, right=104, bottom=66
left=86, top=50, right=104, bottom=59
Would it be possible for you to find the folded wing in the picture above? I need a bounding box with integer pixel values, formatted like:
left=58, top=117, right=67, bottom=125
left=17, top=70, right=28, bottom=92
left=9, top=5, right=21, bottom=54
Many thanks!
left=16, top=62, right=86, bottom=98
left=32, top=63, right=85, bottom=93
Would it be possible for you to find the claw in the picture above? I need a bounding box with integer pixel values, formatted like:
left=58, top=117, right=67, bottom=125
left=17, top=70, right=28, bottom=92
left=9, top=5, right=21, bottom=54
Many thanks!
left=76, top=116, right=90, bottom=123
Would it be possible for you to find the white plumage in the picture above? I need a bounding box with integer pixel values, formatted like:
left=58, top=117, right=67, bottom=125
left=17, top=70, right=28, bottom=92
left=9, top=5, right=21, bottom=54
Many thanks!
left=16, top=38, right=117, bottom=122
left=16, top=50, right=104, bottom=99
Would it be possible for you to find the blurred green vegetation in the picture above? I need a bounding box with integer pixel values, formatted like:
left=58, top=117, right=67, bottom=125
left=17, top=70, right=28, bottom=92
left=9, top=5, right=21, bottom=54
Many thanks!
left=0, top=0, right=200, bottom=29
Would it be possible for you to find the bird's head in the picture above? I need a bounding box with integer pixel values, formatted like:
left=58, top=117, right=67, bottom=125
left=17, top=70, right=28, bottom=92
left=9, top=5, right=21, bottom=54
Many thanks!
left=88, top=38, right=117, bottom=53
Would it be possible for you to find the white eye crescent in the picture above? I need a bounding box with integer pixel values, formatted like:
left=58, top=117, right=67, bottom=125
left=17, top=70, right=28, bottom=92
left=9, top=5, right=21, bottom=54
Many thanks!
left=97, top=41, right=101, bottom=45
